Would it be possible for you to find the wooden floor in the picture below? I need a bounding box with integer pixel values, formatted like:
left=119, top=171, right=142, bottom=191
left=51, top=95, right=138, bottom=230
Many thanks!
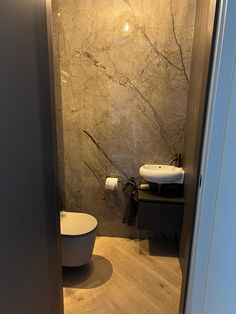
left=63, top=237, right=182, bottom=314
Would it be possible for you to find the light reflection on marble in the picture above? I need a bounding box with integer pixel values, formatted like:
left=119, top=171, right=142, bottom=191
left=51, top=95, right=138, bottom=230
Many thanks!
left=52, top=0, right=196, bottom=237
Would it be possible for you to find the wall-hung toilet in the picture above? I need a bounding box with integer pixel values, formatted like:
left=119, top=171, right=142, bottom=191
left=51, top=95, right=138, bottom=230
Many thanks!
left=60, top=211, right=97, bottom=267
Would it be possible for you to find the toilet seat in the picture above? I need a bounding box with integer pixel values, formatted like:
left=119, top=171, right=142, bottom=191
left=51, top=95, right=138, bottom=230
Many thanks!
left=60, top=211, right=97, bottom=237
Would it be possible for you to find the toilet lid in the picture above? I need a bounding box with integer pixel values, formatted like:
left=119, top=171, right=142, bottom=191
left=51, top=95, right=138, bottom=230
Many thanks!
left=60, top=211, right=97, bottom=236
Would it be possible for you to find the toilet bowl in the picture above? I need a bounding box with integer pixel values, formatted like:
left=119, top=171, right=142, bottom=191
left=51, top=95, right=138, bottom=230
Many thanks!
left=60, top=211, right=97, bottom=267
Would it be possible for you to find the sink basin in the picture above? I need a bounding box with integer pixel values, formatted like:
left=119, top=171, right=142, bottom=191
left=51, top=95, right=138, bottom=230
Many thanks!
left=139, top=165, right=184, bottom=184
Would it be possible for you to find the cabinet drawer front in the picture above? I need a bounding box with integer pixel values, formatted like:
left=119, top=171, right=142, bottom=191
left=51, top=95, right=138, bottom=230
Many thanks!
left=137, top=202, right=183, bottom=232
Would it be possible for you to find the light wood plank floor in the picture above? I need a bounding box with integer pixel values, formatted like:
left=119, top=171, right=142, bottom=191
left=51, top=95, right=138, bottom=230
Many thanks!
left=63, top=237, right=182, bottom=314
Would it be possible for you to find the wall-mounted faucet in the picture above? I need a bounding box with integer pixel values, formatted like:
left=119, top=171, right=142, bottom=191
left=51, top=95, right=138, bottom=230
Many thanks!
left=170, top=153, right=182, bottom=167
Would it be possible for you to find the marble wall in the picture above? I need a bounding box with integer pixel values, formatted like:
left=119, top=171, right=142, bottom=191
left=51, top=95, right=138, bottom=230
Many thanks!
left=52, top=0, right=196, bottom=237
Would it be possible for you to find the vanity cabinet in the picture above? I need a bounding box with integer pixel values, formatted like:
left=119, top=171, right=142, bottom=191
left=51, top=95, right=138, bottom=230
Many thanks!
left=137, top=190, right=184, bottom=234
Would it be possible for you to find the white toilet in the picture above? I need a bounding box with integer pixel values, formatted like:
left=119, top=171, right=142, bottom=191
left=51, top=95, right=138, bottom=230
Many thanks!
left=60, top=211, right=97, bottom=267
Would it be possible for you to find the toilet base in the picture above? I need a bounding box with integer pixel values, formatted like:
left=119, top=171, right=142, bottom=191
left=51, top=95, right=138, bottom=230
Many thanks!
left=61, top=230, right=96, bottom=267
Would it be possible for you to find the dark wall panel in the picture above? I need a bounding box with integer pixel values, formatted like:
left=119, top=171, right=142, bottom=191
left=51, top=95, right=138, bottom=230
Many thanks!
left=0, top=1, right=63, bottom=313
left=179, top=0, right=218, bottom=312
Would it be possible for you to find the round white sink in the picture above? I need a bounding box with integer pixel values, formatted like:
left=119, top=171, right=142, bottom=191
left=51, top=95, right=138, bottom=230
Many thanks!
left=139, top=164, right=184, bottom=184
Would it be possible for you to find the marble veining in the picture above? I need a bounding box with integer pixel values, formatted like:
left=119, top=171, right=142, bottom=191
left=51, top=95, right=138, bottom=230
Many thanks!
left=52, top=0, right=196, bottom=237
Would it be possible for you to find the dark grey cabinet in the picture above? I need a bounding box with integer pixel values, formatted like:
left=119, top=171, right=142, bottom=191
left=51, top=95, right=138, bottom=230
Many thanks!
left=137, top=202, right=183, bottom=233
left=137, top=190, right=184, bottom=234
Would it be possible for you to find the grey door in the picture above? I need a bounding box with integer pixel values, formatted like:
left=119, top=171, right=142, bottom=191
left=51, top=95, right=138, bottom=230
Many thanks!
left=0, top=1, right=63, bottom=313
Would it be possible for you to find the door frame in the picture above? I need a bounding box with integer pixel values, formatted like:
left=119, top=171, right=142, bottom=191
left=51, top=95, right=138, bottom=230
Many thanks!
left=185, top=0, right=236, bottom=312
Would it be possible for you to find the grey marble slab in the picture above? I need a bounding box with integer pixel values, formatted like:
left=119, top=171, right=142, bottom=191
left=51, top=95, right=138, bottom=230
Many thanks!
left=52, top=0, right=196, bottom=237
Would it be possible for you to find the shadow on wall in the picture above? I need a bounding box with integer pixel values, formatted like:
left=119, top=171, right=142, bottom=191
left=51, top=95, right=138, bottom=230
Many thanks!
left=63, top=255, right=113, bottom=288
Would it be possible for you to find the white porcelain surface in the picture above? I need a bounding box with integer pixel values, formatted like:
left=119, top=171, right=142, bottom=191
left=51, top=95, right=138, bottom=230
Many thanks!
left=139, top=164, right=184, bottom=183
left=60, top=211, right=97, bottom=236
left=60, top=211, right=97, bottom=266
